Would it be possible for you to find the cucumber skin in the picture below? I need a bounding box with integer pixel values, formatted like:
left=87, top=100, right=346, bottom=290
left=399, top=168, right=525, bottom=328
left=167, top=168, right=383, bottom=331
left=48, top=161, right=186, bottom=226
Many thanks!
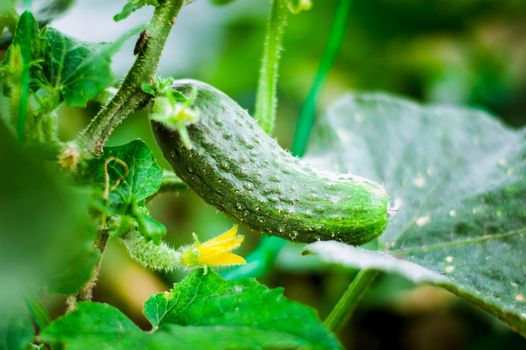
left=152, top=80, right=389, bottom=244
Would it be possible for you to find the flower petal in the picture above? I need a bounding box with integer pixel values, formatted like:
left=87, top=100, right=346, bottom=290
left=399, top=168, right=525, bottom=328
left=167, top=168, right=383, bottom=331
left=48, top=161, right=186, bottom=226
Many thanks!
left=200, top=252, right=246, bottom=267
left=200, top=225, right=243, bottom=250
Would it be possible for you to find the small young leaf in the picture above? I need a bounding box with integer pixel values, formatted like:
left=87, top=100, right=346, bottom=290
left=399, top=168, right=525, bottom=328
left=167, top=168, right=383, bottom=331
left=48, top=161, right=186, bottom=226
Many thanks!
left=81, top=139, right=163, bottom=214
left=303, top=93, right=526, bottom=336
left=79, top=140, right=164, bottom=240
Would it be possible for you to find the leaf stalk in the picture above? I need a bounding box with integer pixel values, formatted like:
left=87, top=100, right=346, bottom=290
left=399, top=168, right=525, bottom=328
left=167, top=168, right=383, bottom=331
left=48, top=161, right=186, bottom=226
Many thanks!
left=324, top=270, right=378, bottom=332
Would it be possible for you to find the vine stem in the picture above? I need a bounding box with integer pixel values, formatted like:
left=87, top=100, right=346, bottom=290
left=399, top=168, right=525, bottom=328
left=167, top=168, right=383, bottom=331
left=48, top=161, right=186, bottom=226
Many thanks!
left=324, top=270, right=378, bottom=332
left=75, top=0, right=184, bottom=157
left=254, top=0, right=288, bottom=135
left=67, top=229, right=109, bottom=308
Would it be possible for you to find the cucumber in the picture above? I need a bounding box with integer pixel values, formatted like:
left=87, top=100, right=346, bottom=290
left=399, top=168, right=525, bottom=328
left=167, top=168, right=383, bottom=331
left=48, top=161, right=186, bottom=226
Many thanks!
left=151, top=79, right=389, bottom=244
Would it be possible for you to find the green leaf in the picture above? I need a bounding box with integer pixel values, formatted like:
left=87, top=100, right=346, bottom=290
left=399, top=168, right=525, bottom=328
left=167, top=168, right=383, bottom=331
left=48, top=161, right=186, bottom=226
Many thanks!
left=143, top=270, right=341, bottom=349
left=114, top=0, right=160, bottom=22
left=302, top=93, right=526, bottom=335
left=41, top=271, right=342, bottom=349
left=29, top=22, right=143, bottom=109
left=40, top=303, right=142, bottom=350
left=81, top=139, right=163, bottom=212
left=3, top=12, right=142, bottom=111
left=0, top=305, right=35, bottom=350
left=80, top=139, right=164, bottom=240
left=1, top=12, right=142, bottom=143
left=0, top=122, right=98, bottom=301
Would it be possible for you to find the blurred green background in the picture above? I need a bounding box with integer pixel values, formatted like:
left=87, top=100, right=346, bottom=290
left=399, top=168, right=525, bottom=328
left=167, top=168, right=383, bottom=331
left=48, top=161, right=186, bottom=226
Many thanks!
left=26, top=0, right=526, bottom=348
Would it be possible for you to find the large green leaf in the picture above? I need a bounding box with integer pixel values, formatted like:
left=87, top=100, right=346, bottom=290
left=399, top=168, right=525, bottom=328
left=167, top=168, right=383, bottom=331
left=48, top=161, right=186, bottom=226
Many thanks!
left=41, top=271, right=342, bottom=350
left=302, top=93, right=526, bottom=335
left=143, top=270, right=340, bottom=349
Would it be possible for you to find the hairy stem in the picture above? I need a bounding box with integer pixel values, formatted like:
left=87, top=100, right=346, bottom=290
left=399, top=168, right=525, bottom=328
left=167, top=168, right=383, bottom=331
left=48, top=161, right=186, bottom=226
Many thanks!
left=75, top=229, right=109, bottom=304
left=324, top=270, right=378, bottom=332
left=254, top=0, right=288, bottom=135
left=76, top=0, right=184, bottom=157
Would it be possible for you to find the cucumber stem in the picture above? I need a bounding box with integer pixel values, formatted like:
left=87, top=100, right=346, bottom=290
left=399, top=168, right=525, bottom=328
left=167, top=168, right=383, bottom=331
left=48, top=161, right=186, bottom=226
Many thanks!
left=76, top=0, right=184, bottom=157
left=254, top=0, right=288, bottom=135
left=324, top=270, right=378, bottom=332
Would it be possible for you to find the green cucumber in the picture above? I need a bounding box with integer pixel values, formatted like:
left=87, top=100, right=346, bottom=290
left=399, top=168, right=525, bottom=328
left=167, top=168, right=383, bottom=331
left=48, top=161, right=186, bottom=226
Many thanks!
left=151, top=79, right=389, bottom=244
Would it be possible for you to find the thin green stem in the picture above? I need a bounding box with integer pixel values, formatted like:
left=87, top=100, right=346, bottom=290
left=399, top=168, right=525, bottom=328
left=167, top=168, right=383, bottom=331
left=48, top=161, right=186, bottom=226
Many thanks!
left=72, top=228, right=109, bottom=306
left=76, top=0, right=184, bottom=157
left=291, top=0, right=352, bottom=154
left=324, top=270, right=378, bottom=332
left=254, top=0, right=288, bottom=135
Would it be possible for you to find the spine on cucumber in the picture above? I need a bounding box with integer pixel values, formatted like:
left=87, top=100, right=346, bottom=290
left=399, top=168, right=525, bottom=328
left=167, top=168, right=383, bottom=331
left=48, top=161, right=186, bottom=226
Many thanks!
left=151, top=79, right=389, bottom=244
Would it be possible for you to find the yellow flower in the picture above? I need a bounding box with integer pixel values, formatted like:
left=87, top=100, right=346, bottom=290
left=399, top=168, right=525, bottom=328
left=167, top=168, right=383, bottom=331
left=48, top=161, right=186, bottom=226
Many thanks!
left=180, top=225, right=246, bottom=271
